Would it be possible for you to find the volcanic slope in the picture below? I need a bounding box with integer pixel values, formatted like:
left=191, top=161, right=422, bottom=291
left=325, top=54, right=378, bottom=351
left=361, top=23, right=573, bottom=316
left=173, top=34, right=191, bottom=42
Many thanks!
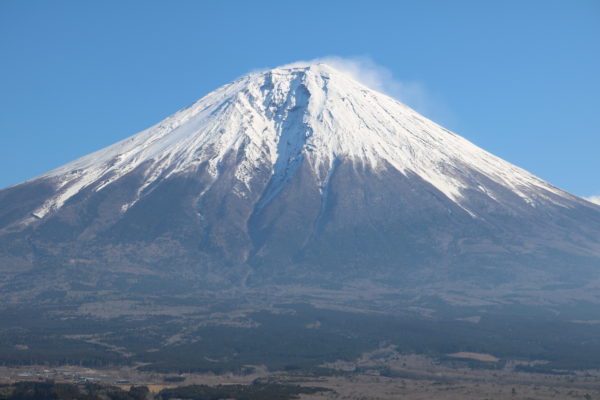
left=1, top=63, right=599, bottom=303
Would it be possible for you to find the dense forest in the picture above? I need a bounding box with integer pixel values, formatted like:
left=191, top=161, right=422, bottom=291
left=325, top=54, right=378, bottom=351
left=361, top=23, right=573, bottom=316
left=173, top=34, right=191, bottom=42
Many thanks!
left=1, top=302, right=600, bottom=373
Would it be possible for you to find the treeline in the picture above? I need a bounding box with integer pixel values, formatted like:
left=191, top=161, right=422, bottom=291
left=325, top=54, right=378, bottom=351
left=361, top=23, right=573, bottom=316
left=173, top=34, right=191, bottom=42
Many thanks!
left=159, top=383, right=330, bottom=400
left=0, top=381, right=149, bottom=400
left=0, top=381, right=330, bottom=400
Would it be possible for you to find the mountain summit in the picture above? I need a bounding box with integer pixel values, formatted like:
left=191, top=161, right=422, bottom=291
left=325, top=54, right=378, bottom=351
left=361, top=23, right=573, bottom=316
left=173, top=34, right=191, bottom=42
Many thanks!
left=1, top=63, right=599, bottom=304
left=14, top=64, right=579, bottom=219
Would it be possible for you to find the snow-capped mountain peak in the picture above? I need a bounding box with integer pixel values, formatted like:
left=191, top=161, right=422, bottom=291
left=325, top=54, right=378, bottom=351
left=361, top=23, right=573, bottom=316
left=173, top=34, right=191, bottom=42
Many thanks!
left=30, top=63, right=571, bottom=219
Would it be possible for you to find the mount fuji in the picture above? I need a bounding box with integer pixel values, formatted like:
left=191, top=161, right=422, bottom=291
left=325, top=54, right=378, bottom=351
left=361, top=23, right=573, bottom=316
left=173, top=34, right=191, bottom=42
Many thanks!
left=1, top=63, right=600, bottom=305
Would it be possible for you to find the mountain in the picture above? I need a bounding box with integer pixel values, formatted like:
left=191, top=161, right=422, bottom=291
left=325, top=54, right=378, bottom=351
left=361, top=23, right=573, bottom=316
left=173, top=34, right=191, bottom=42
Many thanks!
left=1, top=63, right=600, bottom=306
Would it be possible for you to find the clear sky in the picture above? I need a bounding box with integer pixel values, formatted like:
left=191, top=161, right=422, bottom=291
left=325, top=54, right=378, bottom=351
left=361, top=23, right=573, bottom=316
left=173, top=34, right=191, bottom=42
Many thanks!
left=1, top=0, right=598, bottom=198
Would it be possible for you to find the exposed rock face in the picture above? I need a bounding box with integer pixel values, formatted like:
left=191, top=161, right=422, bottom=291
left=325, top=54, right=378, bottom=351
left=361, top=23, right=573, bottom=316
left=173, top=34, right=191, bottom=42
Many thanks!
left=1, top=63, right=599, bottom=303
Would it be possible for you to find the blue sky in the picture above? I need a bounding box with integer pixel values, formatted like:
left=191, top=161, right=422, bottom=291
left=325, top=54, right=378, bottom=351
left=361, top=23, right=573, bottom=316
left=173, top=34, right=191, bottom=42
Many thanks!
left=1, top=0, right=599, bottom=198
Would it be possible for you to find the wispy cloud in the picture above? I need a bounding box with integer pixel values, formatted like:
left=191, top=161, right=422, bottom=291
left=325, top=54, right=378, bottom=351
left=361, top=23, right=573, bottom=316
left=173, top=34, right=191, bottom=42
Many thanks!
left=585, top=195, right=600, bottom=206
left=280, top=56, right=455, bottom=127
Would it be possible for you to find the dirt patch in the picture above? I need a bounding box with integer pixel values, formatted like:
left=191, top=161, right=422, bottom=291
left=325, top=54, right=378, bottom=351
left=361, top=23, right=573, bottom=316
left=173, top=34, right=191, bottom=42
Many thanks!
left=447, top=352, right=500, bottom=362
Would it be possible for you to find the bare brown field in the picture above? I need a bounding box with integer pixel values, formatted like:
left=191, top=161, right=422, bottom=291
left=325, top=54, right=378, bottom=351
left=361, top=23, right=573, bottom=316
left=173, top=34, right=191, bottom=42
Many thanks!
left=446, top=352, right=500, bottom=362
left=295, top=375, right=600, bottom=400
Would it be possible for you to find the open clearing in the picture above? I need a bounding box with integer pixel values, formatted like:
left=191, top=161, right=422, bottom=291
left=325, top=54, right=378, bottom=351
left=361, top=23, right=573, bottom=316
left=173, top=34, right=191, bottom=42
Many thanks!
left=446, top=352, right=500, bottom=362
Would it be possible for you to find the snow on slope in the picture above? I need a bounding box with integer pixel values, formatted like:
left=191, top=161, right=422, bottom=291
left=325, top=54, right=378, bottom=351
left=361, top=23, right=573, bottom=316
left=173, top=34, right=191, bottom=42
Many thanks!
left=30, top=63, right=572, bottom=219
left=586, top=196, right=600, bottom=206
